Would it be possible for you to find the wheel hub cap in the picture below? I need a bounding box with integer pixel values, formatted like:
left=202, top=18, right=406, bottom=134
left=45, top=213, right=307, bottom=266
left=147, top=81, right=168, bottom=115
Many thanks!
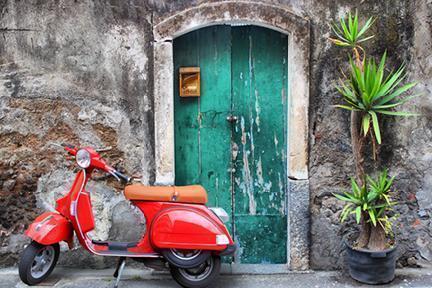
left=30, top=246, right=55, bottom=279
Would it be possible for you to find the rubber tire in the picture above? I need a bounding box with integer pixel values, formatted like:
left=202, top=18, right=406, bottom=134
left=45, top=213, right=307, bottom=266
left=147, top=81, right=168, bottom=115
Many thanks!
left=170, top=256, right=221, bottom=288
left=19, top=241, right=60, bottom=286
left=162, top=249, right=210, bottom=269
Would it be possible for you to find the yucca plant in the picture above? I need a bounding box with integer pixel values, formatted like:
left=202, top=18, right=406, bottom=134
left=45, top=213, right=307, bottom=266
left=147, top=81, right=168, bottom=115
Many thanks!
left=335, top=52, right=418, bottom=146
left=330, top=11, right=419, bottom=254
left=335, top=170, right=397, bottom=250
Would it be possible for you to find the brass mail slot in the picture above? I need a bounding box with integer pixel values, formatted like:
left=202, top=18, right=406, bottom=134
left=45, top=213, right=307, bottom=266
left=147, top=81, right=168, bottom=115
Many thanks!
left=179, top=67, right=200, bottom=97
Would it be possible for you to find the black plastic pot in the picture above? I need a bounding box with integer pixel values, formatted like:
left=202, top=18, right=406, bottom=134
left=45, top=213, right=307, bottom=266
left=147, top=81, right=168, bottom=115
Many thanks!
left=345, top=241, right=397, bottom=284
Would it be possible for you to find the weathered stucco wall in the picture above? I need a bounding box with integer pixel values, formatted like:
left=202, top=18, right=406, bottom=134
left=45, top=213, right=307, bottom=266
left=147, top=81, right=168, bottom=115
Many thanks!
left=0, top=0, right=153, bottom=267
left=1, top=0, right=431, bottom=270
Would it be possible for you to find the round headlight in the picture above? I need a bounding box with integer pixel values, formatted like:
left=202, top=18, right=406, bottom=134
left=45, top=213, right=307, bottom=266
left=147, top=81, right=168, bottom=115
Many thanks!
left=76, top=149, right=91, bottom=169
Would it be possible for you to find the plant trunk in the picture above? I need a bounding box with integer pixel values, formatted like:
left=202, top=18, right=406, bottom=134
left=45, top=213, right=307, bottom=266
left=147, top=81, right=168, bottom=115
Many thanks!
left=351, top=47, right=365, bottom=185
left=351, top=111, right=370, bottom=247
left=368, top=225, right=386, bottom=251
left=350, top=111, right=365, bottom=186
left=356, top=212, right=371, bottom=248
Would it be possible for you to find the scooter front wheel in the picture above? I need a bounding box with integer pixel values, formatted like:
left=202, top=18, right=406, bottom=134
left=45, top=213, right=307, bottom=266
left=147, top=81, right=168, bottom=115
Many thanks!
left=170, top=255, right=221, bottom=288
left=19, top=241, right=60, bottom=286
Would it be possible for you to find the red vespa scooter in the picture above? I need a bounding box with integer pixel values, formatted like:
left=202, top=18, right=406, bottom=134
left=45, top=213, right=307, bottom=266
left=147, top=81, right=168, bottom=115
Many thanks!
left=19, top=144, right=236, bottom=288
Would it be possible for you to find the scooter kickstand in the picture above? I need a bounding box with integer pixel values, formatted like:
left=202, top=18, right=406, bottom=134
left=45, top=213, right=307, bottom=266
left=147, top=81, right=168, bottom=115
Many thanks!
left=113, top=257, right=126, bottom=288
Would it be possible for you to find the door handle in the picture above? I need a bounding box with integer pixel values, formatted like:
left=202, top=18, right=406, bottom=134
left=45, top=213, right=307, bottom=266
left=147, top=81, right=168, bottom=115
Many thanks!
left=226, top=115, right=238, bottom=123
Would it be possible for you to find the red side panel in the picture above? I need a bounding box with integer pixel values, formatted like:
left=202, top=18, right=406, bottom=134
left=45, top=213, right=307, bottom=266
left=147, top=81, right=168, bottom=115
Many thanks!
left=76, top=191, right=95, bottom=233
left=25, top=212, right=73, bottom=246
left=151, top=207, right=227, bottom=251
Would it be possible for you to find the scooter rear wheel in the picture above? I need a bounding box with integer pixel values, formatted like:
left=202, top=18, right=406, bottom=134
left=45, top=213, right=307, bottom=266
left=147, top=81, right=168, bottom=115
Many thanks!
left=162, top=249, right=210, bottom=269
left=19, top=241, right=60, bottom=286
left=170, top=255, right=221, bottom=288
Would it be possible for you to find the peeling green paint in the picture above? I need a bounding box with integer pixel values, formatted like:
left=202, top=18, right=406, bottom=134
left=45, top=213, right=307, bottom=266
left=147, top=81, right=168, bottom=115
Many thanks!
left=174, top=25, right=288, bottom=264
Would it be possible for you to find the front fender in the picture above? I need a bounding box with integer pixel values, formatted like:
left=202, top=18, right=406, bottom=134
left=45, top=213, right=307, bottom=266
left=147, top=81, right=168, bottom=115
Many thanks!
left=150, top=207, right=230, bottom=251
left=25, top=212, right=73, bottom=248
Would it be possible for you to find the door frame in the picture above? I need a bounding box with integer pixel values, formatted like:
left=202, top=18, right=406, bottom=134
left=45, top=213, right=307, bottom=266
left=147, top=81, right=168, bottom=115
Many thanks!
left=152, top=1, right=310, bottom=271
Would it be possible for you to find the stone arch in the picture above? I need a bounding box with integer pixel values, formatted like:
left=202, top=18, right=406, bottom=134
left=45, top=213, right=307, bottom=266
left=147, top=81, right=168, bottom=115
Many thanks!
left=152, top=1, right=310, bottom=270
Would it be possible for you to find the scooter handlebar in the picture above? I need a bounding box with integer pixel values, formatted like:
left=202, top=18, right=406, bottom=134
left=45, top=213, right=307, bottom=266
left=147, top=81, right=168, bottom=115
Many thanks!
left=60, top=144, right=111, bottom=156
left=57, top=144, right=131, bottom=183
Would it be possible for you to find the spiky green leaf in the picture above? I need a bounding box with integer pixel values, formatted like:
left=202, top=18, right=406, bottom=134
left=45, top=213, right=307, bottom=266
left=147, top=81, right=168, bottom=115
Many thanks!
left=369, top=210, right=377, bottom=226
left=362, top=114, right=371, bottom=136
left=355, top=206, right=361, bottom=224
left=369, top=111, right=381, bottom=144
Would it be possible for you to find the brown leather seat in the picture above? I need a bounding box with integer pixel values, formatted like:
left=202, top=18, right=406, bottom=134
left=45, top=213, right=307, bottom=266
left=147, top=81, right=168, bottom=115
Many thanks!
left=124, top=185, right=208, bottom=204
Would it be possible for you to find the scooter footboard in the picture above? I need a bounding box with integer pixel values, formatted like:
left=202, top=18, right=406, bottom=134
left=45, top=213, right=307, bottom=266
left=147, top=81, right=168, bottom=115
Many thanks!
left=25, top=212, right=73, bottom=247
left=151, top=208, right=230, bottom=251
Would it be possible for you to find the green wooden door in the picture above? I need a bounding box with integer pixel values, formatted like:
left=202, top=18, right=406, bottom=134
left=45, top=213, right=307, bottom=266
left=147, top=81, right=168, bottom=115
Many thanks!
left=174, top=25, right=288, bottom=264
